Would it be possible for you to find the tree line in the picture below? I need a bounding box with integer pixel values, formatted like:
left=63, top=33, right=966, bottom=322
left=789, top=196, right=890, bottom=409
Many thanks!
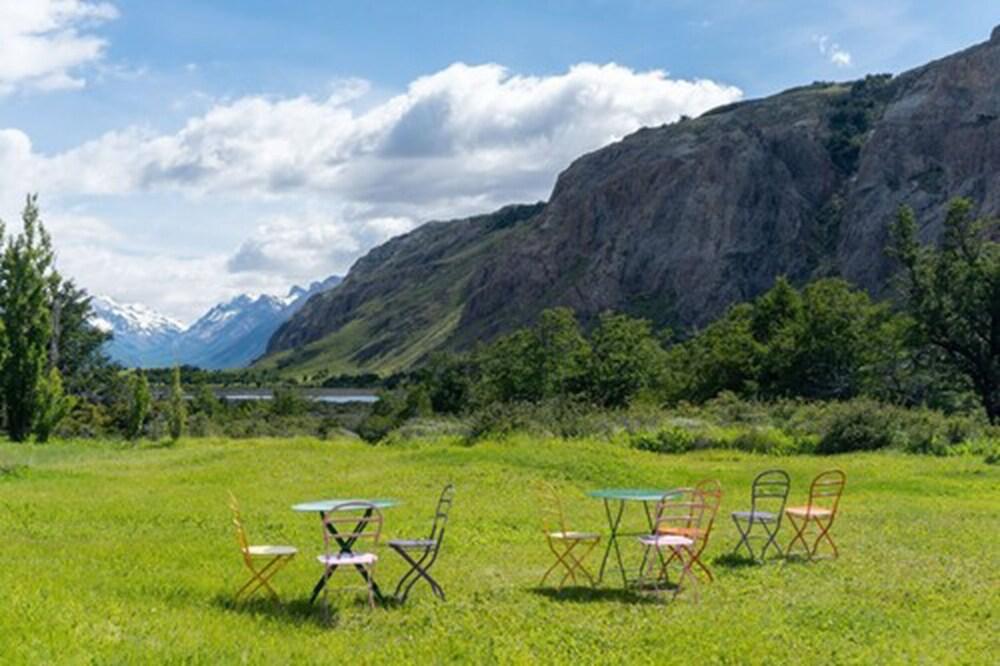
left=373, top=198, right=998, bottom=431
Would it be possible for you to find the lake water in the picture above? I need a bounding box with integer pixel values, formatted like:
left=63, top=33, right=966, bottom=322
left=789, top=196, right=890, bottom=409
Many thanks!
left=217, top=389, right=378, bottom=404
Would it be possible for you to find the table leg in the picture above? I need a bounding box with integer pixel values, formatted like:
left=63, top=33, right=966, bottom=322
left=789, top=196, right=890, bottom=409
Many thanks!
left=597, top=499, right=627, bottom=586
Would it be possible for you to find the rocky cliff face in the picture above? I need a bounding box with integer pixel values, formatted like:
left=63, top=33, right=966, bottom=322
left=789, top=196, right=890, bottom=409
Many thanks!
left=266, top=29, right=1000, bottom=374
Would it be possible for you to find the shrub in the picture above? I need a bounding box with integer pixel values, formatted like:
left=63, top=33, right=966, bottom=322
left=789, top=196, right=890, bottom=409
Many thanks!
left=817, top=401, right=903, bottom=454
left=732, top=426, right=798, bottom=455
left=631, top=426, right=697, bottom=454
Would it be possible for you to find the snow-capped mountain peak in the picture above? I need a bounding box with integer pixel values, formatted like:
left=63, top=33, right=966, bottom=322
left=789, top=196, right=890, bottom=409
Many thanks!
left=93, top=275, right=342, bottom=369
left=91, top=296, right=185, bottom=337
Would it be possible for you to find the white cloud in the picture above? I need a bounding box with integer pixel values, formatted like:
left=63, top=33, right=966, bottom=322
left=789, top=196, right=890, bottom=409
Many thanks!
left=0, top=0, right=118, bottom=94
left=2, top=61, right=742, bottom=320
left=225, top=209, right=415, bottom=282
left=814, top=34, right=853, bottom=68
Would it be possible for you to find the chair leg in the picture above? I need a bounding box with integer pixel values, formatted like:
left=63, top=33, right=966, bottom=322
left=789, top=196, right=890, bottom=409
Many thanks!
left=674, top=546, right=700, bottom=603
left=809, top=518, right=838, bottom=560
left=731, top=516, right=757, bottom=560
left=397, top=548, right=446, bottom=603
left=760, top=522, right=784, bottom=560
left=542, top=539, right=579, bottom=589
left=785, top=514, right=810, bottom=559
left=366, top=564, right=377, bottom=610
left=687, top=543, right=713, bottom=582
left=236, top=557, right=285, bottom=602
left=393, top=547, right=434, bottom=601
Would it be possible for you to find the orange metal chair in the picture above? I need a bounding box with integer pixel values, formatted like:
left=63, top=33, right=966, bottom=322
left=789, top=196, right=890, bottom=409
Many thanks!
left=655, top=479, right=722, bottom=581
left=638, top=489, right=714, bottom=601
left=540, top=484, right=601, bottom=590
left=785, top=470, right=846, bottom=561
left=229, top=493, right=297, bottom=602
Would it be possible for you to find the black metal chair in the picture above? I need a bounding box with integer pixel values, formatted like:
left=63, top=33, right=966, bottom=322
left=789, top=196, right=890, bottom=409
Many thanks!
left=730, top=470, right=790, bottom=562
left=389, top=484, right=455, bottom=602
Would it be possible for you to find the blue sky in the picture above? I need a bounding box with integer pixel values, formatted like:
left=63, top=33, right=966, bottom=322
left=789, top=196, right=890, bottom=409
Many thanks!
left=0, top=1, right=997, bottom=321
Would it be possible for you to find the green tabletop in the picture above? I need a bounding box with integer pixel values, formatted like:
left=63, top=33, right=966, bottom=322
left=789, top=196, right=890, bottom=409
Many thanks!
left=292, top=498, right=398, bottom=512
left=587, top=488, right=679, bottom=502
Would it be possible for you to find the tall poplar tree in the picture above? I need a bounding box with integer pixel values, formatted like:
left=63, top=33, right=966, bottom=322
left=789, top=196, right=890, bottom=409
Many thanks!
left=0, top=195, right=56, bottom=441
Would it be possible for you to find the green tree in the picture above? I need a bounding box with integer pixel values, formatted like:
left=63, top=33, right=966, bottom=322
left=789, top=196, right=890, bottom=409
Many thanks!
left=587, top=312, right=664, bottom=407
left=124, top=371, right=151, bottom=440
left=418, top=352, right=475, bottom=414
left=192, top=383, right=220, bottom=417
left=535, top=307, right=591, bottom=399
left=476, top=328, right=544, bottom=404
left=167, top=366, right=186, bottom=440
left=0, top=195, right=56, bottom=441
left=34, top=367, right=75, bottom=443
left=51, top=278, right=111, bottom=395
left=890, top=199, right=1000, bottom=423
left=665, top=303, right=760, bottom=402
left=764, top=279, right=893, bottom=400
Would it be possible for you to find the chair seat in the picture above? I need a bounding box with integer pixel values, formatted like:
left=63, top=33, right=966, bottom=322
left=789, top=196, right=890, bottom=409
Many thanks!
left=638, top=534, right=694, bottom=548
left=317, top=552, right=377, bottom=566
left=246, top=544, right=297, bottom=557
left=785, top=505, right=832, bottom=518
left=389, top=538, right=437, bottom=550
left=731, top=510, right=778, bottom=523
left=548, top=531, right=600, bottom=541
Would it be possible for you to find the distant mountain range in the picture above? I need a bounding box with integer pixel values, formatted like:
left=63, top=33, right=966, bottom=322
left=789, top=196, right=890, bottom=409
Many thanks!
left=92, top=276, right=341, bottom=368
left=262, top=27, right=1000, bottom=378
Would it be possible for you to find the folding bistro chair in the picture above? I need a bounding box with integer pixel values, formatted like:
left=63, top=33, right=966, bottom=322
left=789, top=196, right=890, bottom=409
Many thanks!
left=637, top=489, right=713, bottom=602
left=540, top=484, right=601, bottom=590
left=316, top=501, right=383, bottom=611
left=389, top=484, right=455, bottom=603
left=731, top=470, right=791, bottom=562
left=228, top=493, right=297, bottom=602
left=655, top=479, right=722, bottom=581
left=785, top=470, right=846, bottom=561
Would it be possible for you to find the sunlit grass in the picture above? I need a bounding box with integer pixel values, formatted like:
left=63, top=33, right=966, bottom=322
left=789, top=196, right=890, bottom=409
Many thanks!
left=0, top=435, right=997, bottom=663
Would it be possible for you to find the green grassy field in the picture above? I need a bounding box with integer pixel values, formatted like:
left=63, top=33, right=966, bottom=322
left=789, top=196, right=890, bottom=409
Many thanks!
left=1, top=435, right=997, bottom=663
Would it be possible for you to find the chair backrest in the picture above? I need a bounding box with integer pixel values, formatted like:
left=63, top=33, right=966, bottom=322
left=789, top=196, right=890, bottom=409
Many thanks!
left=806, top=470, right=846, bottom=519
left=539, top=483, right=569, bottom=535
left=428, top=484, right=455, bottom=545
left=228, top=492, right=252, bottom=565
left=654, top=489, right=712, bottom=538
left=750, top=469, right=790, bottom=519
left=322, top=501, right=383, bottom=554
left=692, top=479, right=723, bottom=543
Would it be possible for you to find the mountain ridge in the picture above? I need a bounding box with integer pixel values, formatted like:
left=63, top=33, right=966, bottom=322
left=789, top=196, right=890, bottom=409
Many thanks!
left=264, top=28, right=1000, bottom=376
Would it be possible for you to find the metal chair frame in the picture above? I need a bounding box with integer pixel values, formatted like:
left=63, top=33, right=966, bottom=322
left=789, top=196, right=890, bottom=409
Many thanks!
left=316, top=501, right=383, bottom=612
left=390, top=484, right=455, bottom=602
left=731, top=470, right=791, bottom=562
left=638, top=491, right=713, bottom=602
left=540, top=484, right=601, bottom=590
left=228, top=493, right=296, bottom=602
left=654, top=479, right=722, bottom=582
left=785, top=470, right=846, bottom=561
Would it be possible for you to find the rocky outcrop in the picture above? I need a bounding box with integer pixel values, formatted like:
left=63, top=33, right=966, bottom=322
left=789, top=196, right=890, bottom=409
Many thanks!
left=266, top=28, right=1000, bottom=373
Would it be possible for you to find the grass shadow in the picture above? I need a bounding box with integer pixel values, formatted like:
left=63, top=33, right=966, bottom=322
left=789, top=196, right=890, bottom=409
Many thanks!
left=213, top=591, right=408, bottom=627
left=213, top=594, right=343, bottom=627
left=713, top=552, right=761, bottom=569
left=529, top=586, right=660, bottom=605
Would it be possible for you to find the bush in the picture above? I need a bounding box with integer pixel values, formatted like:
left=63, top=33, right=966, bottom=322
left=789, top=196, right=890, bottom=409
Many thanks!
left=817, top=401, right=904, bottom=454
left=631, top=427, right=697, bottom=454
left=732, top=426, right=799, bottom=455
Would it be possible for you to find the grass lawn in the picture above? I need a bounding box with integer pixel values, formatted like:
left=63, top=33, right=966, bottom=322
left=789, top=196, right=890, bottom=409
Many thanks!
left=0, top=435, right=997, bottom=663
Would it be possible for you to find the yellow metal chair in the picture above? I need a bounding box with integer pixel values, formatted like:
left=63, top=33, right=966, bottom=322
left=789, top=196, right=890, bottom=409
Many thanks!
left=785, top=470, right=846, bottom=561
left=540, top=484, right=601, bottom=590
left=229, top=492, right=297, bottom=602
